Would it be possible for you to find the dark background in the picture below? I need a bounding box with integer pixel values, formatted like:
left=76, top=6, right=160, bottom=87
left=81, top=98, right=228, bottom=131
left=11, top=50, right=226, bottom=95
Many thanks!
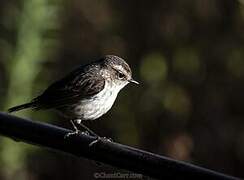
left=0, top=0, right=244, bottom=179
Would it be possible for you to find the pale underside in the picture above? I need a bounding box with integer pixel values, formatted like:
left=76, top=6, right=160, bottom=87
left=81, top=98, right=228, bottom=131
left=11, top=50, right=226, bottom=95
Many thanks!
left=58, top=79, right=128, bottom=120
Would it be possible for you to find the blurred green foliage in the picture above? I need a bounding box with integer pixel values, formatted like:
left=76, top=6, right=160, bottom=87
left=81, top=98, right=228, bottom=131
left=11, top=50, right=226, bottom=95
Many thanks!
left=0, top=0, right=244, bottom=179
left=1, top=0, right=61, bottom=179
left=162, top=84, right=191, bottom=118
left=173, top=48, right=201, bottom=76
left=140, top=53, right=168, bottom=84
left=226, top=49, right=244, bottom=78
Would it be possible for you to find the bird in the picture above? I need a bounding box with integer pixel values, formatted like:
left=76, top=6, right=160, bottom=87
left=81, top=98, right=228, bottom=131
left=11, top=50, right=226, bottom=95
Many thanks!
left=8, top=55, right=139, bottom=139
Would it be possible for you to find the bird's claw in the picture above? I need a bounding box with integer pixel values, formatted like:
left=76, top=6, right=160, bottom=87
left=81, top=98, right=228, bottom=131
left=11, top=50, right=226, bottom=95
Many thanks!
left=64, top=130, right=80, bottom=139
left=81, top=131, right=90, bottom=136
left=64, top=130, right=90, bottom=139
left=106, top=137, right=113, bottom=142
left=89, top=136, right=113, bottom=147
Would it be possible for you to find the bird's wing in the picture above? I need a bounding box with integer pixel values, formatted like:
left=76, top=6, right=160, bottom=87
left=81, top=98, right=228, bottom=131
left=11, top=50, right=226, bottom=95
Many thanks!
left=33, top=65, right=105, bottom=109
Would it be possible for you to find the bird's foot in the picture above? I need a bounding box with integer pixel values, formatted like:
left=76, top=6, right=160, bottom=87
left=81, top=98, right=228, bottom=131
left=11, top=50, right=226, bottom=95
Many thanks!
left=64, top=130, right=90, bottom=139
left=89, top=136, right=113, bottom=147
left=81, top=131, right=90, bottom=136
left=64, top=129, right=80, bottom=139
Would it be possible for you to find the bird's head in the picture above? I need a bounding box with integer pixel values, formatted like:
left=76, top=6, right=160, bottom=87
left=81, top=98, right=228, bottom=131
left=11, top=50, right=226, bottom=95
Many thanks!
left=102, top=55, right=139, bottom=88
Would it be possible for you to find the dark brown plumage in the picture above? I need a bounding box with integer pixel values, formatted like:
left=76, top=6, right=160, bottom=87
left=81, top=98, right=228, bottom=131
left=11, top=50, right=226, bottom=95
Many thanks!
left=8, top=55, right=139, bottom=138
left=8, top=55, right=137, bottom=115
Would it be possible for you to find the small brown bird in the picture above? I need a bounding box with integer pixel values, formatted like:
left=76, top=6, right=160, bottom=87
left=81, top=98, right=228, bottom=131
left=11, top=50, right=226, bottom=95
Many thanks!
left=8, top=55, right=139, bottom=138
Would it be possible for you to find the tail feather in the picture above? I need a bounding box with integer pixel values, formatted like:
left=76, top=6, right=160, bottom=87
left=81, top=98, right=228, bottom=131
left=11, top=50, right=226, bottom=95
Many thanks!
left=8, top=102, right=36, bottom=113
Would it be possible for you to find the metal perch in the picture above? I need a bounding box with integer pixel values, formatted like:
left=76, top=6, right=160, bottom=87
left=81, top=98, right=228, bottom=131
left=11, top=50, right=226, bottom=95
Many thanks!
left=0, top=112, right=239, bottom=180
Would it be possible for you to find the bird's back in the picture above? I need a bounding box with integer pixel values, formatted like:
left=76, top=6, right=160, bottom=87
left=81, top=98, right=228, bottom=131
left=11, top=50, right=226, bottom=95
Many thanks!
left=33, top=62, right=106, bottom=110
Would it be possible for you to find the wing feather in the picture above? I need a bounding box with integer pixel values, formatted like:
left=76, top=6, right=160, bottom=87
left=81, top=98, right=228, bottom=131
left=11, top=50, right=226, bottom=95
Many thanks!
left=33, top=64, right=105, bottom=109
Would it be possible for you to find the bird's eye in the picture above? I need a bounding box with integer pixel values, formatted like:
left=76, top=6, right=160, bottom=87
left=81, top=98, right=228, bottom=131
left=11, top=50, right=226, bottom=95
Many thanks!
left=118, top=72, right=125, bottom=79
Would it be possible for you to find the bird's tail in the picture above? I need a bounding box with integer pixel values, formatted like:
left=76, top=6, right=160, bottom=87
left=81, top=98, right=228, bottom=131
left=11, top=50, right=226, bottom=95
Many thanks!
left=8, top=102, right=36, bottom=113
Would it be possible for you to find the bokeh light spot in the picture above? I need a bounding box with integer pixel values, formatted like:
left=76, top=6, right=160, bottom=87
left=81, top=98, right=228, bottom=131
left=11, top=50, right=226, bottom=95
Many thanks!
left=173, top=48, right=201, bottom=76
left=140, top=53, right=168, bottom=84
left=226, top=49, right=244, bottom=78
left=164, top=133, right=193, bottom=161
left=162, top=85, right=191, bottom=117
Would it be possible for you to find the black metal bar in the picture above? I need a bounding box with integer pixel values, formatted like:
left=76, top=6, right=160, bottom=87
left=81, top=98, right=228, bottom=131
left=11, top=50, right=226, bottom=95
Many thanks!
left=0, top=112, right=240, bottom=179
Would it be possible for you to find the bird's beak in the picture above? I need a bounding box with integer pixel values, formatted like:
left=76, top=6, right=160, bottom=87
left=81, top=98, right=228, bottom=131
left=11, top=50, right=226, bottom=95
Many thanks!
left=128, top=79, right=139, bottom=85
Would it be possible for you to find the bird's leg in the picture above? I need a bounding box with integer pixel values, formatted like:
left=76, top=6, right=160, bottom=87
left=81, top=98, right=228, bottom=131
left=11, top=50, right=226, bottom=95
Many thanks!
left=73, top=119, right=112, bottom=146
left=64, top=120, right=80, bottom=138
left=74, top=119, right=99, bottom=137
left=65, top=119, right=112, bottom=146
